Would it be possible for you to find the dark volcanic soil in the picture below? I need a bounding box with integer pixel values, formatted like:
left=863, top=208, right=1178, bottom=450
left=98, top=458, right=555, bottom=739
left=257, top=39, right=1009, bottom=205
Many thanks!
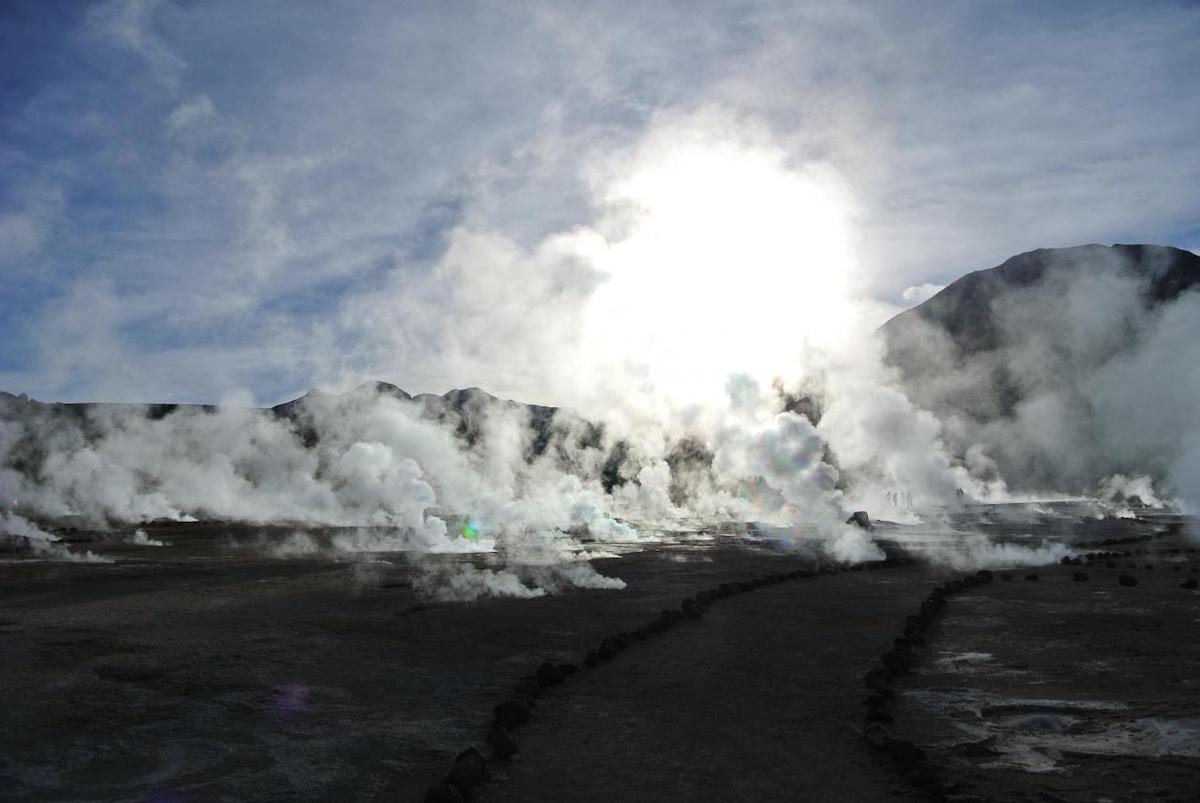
left=1, top=513, right=1197, bottom=802
left=891, top=556, right=1200, bottom=803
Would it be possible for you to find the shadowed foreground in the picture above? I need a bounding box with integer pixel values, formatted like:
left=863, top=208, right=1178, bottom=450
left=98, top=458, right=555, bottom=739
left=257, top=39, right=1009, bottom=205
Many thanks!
left=2, top=517, right=1198, bottom=801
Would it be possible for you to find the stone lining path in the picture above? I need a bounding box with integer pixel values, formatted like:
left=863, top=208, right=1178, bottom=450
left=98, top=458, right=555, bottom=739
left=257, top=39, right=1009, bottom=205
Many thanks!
left=479, top=565, right=936, bottom=802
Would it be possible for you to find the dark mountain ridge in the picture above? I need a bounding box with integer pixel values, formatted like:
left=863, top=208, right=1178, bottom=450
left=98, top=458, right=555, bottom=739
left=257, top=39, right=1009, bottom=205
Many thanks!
left=878, top=243, right=1200, bottom=491
left=882, top=244, right=1200, bottom=359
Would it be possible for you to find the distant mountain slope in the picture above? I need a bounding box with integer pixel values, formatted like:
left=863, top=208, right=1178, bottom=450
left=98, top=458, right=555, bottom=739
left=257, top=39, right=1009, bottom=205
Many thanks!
left=879, top=243, right=1200, bottom=490
left=884, top=244, right=1199, bottom=355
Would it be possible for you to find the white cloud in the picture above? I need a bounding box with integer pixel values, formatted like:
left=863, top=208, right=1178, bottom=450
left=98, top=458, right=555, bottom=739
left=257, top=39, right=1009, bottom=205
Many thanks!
left=85, top=0, right=185, bottom=90
left=901, top=283, right=945, bottom=305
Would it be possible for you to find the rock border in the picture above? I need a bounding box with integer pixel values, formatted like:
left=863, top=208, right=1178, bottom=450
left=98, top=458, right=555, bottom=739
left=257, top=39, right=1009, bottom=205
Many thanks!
left=422, top=555, right=913, bottom=801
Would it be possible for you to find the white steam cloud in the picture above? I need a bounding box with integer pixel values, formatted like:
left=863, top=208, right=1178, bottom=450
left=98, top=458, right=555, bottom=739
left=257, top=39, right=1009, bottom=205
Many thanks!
left=4, top=112, right=1190, bottom=589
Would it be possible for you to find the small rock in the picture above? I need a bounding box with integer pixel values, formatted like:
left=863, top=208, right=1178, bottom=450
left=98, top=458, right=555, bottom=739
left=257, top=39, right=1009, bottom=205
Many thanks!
left=1181, top=577, right=1199, bottom=590
left=880, top=651, right=909, bottom=676
left=1118, top=575, right=1138, bottom=587
left=493, top=698, right=531, bottom=728
left=864, top=667, right=894, bottom=690
left=846, top=510, right=873, bottom=530
left=863, top=722, right=892, bottom=750
left=490, top=725, right=519, bottom=759
left=888, top=739, right=927, bottom=773
left=1025, top=573, right=1039, bottom=581
left=445, top=747, right=487, bottom=791
left=1072, top=571, right=1089, bottom=582
left=536, top=662, right=564, bottom=686
left=584, top=650, right=599, bottom=667
left=514, top=677, right=541, bottom=700
left=1000, top=572, right=1013, bottom=581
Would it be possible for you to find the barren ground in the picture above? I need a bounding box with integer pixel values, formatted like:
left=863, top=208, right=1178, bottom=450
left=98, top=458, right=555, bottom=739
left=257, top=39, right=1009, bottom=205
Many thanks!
left=1, top=511, right=1197, bottom=802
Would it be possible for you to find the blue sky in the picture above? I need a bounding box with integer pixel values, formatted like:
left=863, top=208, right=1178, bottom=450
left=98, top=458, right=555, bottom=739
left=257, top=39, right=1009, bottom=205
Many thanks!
left=1, top=0, right=1198, bottom=405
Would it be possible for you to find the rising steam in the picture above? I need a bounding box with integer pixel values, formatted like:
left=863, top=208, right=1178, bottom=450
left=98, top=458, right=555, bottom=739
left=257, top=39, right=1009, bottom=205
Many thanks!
left=2, top=115, right=1192, bottom=592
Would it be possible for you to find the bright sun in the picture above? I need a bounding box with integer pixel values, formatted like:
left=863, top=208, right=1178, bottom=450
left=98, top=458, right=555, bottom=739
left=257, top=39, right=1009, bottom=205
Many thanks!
left=581, top=127, right=860, bottom=406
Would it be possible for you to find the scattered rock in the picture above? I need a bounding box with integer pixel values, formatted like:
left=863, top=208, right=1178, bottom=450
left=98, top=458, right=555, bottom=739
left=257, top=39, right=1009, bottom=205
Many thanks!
left=864, top=667, right=894, bottom=690
left=863, top=722, right=892, bottom=750
left=880, top=651, right=909, bottom=676
left=846, top=510, right=873, bottom=530
left=536, top=661, right=564, bottom=686
left=888, top=739, right=927, bottom=773
left=490, top=725, right=519, bottom=759
left=445, top=747, right=487, bottom=792
left=493, top=699, right=531, bottom=728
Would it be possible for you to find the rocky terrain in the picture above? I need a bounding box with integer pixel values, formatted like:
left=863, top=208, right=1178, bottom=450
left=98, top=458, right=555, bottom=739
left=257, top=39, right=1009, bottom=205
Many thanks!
left=2, top=509, right=1198, bottom=801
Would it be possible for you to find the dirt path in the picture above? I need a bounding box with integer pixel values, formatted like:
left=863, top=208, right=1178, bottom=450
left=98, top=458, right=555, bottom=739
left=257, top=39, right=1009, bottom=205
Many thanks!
left=0, top=527, right=933, bottom=802
left=480, top=566, right=936, bottom=803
